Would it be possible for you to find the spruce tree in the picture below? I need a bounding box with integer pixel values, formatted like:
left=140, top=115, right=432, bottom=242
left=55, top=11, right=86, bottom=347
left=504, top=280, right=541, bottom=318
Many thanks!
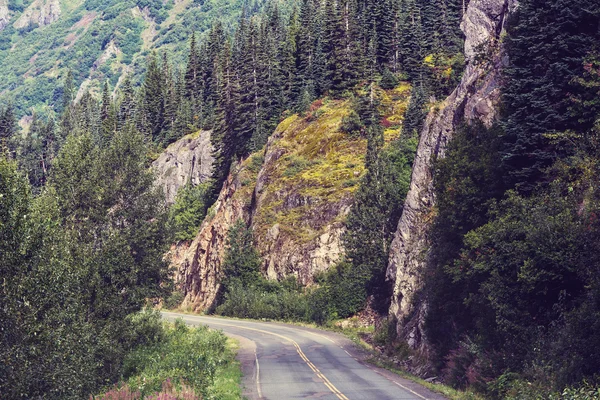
left=0, top=104, right=16, bottom=153
left=502, top=0, right=600, bottom=192
left=100, top=82, right=116, bottom=146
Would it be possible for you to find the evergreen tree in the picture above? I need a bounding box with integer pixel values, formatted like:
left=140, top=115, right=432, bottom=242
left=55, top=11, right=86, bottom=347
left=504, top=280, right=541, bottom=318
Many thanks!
left=0, top=104, right=16, bottom=153
left=100, top=82, right=116, bottom=146
left=117, top=77, right=135, bottom=130
left=141, top=54, right=166, bottom=143
left=343, top=92, right=416, bottom=313
left=59, top=70, right=76, bottom=143
left=221, top=219, right=262, bottom=290
left=501, top=0, right=600, bottom=192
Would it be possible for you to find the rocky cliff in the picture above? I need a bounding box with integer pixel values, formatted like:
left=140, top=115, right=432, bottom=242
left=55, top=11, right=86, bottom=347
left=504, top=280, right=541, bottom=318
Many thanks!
left=153, top=131, right=214, bottom=205
left=173, top=91, right=410, bottom=311
left=385, top=0, right=516, bottom=359
left=0, top=0, right=9, bottom=32
left=13, top=0, right=61, bottom=30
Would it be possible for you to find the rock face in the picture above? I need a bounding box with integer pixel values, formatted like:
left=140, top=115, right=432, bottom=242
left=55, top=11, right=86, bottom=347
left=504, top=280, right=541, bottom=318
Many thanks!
left=174, top=168, right=249, bottom=311
left=385, top=0, right=516, bottom=359
left=14, top=0, right=61, bottom=29
left=250, top=123, right=354, bottom=285
left=152, top=131, right=214, bottom=205
left=0, top=0, right=9, bottom=32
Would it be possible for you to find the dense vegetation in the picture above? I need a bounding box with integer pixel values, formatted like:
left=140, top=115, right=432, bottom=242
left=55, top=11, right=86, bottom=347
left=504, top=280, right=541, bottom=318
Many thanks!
left=94, top=314, right=241, bottom=400
left=1, top=0, right=452, bottom=396
left=0, top=129, right=170, bottom=398
left=423, top=0, right=600, bottom=397
left=0, top=0, right=283, bottom=116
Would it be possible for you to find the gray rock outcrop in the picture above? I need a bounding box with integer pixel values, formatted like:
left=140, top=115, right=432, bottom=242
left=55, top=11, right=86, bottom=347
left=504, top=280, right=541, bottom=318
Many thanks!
left=0, top=0, right=9, bottom=32
left=386, top=0, right=516, bottom=359
left=152, top=131, right=214, bottom=205
left=14, top=0, right=61, bottom=29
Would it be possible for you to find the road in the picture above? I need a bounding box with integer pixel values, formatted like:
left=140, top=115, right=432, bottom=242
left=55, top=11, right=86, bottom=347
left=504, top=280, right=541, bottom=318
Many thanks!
left=161, top=312, right=447, bottom=400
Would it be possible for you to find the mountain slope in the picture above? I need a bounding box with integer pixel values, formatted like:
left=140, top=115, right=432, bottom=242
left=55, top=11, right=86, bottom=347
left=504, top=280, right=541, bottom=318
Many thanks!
left=0, top=0, right=291, bottom=119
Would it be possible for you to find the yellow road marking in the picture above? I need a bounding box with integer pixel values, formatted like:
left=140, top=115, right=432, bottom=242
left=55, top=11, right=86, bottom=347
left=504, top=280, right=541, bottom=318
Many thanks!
left=183, top=317, right=350, bottom=400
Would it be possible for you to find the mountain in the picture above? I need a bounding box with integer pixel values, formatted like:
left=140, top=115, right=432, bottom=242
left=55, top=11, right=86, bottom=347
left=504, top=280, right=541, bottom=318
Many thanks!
left=0, top=0, right=290, bottom=121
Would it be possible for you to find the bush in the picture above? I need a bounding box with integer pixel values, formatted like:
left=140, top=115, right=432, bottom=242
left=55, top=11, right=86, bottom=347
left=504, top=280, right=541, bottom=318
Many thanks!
left=340, top=110, right=363, bottom=137
left=216, top=281, right=310, bottom=322
left=380, top=69, right=400, bottom=90
left=163, top=290, right=185, bottom=310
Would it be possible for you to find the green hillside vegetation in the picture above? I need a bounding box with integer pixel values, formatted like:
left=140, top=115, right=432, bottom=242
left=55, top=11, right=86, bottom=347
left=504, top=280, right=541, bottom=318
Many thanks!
left=0, top=0, right=290, bottom=116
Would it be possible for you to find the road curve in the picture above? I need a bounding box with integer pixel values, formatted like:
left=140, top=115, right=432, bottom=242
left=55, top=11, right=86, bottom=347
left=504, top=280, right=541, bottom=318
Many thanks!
left=161, top=312, right=446, bottom=400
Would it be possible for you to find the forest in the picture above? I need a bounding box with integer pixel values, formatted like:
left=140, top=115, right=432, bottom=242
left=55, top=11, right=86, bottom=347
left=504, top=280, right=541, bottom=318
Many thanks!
left=1, top=0, right=600, bottom=398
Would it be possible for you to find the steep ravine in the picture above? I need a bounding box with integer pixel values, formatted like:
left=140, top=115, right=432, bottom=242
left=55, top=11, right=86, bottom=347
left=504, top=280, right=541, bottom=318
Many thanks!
left=385, top=0, right=516, bottom=367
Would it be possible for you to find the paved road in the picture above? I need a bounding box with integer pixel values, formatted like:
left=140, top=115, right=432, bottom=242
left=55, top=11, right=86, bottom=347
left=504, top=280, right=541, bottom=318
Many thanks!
left=161, top=312, right=446, bottom=400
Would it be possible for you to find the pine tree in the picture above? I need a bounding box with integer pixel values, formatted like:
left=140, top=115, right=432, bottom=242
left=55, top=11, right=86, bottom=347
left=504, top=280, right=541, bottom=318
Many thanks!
left=343, top=93, right=414, bottom=312
left=501, top=0, right=600, bottom=192
left=117, top=77, right=135, bottom=130
left=100, top=81, right=116, bottom=146
left=141, top=53, right=166, bottom=143
left=209, top=39, right=239, bottom=204
left=59, top=70, right=76, bottom=143
left=0, top=104, right=16, bottom=153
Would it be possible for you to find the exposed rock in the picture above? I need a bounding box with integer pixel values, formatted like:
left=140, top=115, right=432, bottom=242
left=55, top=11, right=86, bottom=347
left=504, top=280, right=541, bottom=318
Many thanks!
left=251, top=124, right=353, bottom=285
left=91, top=40, right=121, bottom=72
left=152, top=131, right=214, bottom=205
left=14, top=0, right=61, bottom=29
left=386, top=0, right=516, bottom=364
left=0, top=0, right=9, bottom=32
left=174, top=165, right=250, bottom=311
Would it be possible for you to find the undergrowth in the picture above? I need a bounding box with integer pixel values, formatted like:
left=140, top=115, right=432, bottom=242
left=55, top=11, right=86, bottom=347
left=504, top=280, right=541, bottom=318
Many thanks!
left=93, top=312, right=241, bottom=400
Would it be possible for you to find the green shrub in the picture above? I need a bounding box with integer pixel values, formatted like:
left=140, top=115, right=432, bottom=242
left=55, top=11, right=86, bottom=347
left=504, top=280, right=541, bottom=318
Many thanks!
left=216, top=281, right=310, bottom=322
left=283, top=155, right=311, bottom=177
left=163, top=290, right=185, bottom=309
left=340, top=110, right=363, bottom=137
left=380, top=68, right=400, bottom=90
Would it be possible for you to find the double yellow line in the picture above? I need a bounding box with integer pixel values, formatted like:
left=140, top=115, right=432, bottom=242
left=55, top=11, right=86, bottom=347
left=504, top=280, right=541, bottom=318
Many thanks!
left=193, top=318, right=350, bottom=400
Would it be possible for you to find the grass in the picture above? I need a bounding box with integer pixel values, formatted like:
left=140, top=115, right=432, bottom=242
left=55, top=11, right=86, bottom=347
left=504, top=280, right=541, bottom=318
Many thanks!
left=94, top=315, right=242, bottom=400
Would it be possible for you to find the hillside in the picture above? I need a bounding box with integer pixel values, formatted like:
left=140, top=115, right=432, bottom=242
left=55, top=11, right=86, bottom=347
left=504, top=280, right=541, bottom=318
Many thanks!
left=0, top=0, right=292, bottom=119
left=170, top=85, right=413, bottom=310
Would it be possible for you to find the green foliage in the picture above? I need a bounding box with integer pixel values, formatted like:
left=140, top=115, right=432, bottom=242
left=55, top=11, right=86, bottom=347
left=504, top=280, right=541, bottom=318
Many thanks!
left=122, top=320, right=229, bottom=398
left=170, top=182, right=209, bottom=242
left=380, top=68, right=400, bottom=90
left=0, top=124, right=171, bottom=398
left=340, top=110, right=363, bottom=137
left=426, top=118, right=600, bottom=395
left=217, top=279, right=310, bottom=321
left=342, top=100, right=417, bottom=314
left=221, top=219, right=263, bottom=291
left=501, top=0, right=600, bottom=191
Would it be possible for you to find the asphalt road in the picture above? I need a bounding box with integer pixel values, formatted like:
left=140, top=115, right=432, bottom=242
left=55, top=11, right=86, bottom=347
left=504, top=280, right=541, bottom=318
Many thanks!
left=161, top=312, right=447, bottom=400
